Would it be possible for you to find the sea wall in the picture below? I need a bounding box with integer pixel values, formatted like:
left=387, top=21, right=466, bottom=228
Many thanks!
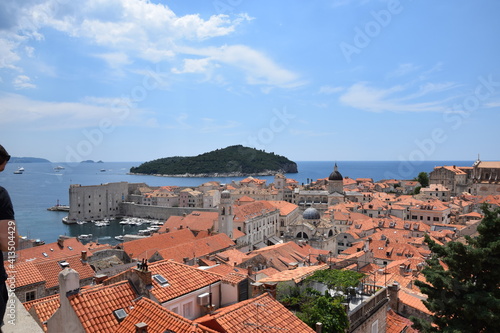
left=119, top=202, right=217, bottom=221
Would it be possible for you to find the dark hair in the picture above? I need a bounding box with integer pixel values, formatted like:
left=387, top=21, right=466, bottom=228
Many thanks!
left=0, top=145, right=11, bottom=164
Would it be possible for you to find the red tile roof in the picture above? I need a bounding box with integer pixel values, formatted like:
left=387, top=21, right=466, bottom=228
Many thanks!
left=69, top=280, right=138, bottom=333
left=233, top=201, right=279, bottom=222
left=121, top=228, right=197, bottom=259
left=6, top=261, right=45, bottom=289
left=386, top=308, right=418, bottom=333
left=35, top=255, right=95, bottom=289
left=398, top=289, right=431, bottom=315
left=160, top=211, right=219, bottom=233
left=146, top=259, right=226, bottom=304
left=115, top=297, right=218, bottom=333
left=157, top=233, right=235, bottom=263
left=24, top=280, right=138, bottom=333
left=23, top=294, right=60, bottom=332
left=16, top=237, right=89, bottom=263
left=258, top=264, right=328, bottom=284
left=196, top=293, right=315, bottom=332
left=267, top=200, right=299, bottom=216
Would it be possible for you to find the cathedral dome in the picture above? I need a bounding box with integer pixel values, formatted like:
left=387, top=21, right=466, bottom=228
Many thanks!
left=328, top=163, right=343, bottom=181
left=303, top=207, right=321, bottom=220
left=221, top=190, right=231, bottom=199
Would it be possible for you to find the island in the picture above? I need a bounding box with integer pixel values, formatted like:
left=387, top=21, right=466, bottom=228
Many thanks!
left=129, top=145, right=298, bottom=177
left=10, top=157, right=51, bottom=163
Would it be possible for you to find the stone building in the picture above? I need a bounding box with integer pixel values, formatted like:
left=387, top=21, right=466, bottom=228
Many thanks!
left=284, top=207, right=338, bottom=253
left=67, top=182, right=128, bottom=222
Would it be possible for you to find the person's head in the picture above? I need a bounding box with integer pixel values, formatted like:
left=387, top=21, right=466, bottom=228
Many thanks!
left=0, top=145, right=11, bottom=172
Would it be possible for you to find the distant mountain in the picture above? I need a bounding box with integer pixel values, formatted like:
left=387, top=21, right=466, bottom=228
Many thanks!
left=130, top=145, right=298, bottom=177
left=81, top=160, right=95, bottom=163
left=10, top=157, right=51, bottom=163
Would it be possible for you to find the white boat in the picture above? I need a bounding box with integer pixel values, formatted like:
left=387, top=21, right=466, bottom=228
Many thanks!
left=78, top=234, right=92, bottom=240
left=13, top=167, right=24, bottom=174
left=95, top=220, right=110, bottom=227
left=115, top=235, right=124, bottom=241
left=54, top=165, right=65, bottom=170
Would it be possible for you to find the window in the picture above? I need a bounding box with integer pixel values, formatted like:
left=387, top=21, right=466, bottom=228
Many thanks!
left=371, top=320, right=379, bottom=333
left=25, top=291, right=36, bottom=302
left=183, top=302, right=193, bottom=318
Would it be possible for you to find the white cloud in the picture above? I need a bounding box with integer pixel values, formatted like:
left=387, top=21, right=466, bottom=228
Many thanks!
left=387, top=63, right=420, bottom=78
left=177, top=44, right=304, bottom=89
left=0, top=92, right=149, bottom=129
left=0, top=0, right=298, bottom=90
left=93, top=52, right=132, bottom=69
left=172, top=58, right=213, bottom=74
left=0, top=35, right=22, bottom=70
left=13, top=75, right=36, bottom=89
left=0, top=0, right=252, bottom=71
left=339, top=81, right=456, bottom=113
left=318, top=85, right=344, bottom=95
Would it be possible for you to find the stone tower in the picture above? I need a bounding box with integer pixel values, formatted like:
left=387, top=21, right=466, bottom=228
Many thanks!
left=218, top=190, right=233, bottom=239
left=327, top=163, right=343, bottom=194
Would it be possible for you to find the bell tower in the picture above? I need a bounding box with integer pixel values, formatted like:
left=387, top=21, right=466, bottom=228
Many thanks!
left=218, top=190, right=233, bottom=239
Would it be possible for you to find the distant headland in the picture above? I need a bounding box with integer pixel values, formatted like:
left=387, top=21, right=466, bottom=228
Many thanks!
left=9, top=157, right=51, bottom=163
left=129, top=145, right=298, bottom=177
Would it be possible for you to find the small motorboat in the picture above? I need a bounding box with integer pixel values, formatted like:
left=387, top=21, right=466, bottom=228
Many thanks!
left=78, top=234, right=93, bottom=241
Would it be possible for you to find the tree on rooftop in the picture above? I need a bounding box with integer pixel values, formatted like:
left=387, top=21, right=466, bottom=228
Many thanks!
left=278, top=269, right=364, bottom=332
left=415, top=172, right=429, bottom=188
left=411, top=205, right=500, bottom=332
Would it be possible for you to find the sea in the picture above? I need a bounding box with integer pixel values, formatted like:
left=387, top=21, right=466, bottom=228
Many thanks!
left=0, top=160, right=473, bottom=246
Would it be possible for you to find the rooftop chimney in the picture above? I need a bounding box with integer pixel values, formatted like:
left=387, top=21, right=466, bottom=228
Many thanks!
left=81, top=251, right=88, bottom=262
left=57, top=236, right=65, bottom=248
left=135, top=322, right=148, bottom=333
left=316, top=322, right=323, bottom=333
left=387, top=282, right=400, bottom=312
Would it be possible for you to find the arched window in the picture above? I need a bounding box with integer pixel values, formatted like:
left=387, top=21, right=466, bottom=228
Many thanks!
left=296, top=232, right=309, bottom=239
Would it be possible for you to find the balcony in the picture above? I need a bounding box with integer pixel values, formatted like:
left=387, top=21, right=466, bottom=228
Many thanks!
left=347, top=287, right=388, bottom=332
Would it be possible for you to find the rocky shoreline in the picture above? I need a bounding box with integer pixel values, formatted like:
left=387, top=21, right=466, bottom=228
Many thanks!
left=128, top=169, right=295, bottom=178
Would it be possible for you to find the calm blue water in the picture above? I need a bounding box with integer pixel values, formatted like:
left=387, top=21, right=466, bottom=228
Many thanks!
left=0, top=160, right=473, bottom=244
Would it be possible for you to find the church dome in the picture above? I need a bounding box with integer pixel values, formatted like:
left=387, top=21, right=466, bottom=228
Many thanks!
left=221, top=190, right=231, bottom=199
left=303, top=207, right=321, bottom=220
left=328, top=163, right=343, bottom=181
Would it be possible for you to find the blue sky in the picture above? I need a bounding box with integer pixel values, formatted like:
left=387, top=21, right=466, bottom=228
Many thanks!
left=0, top=0, right=499, bottom=163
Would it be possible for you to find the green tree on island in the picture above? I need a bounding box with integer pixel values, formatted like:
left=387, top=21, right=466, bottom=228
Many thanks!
left=415, top=171, right=429, bottom=188
left=411, top=205, right=500, bottom=332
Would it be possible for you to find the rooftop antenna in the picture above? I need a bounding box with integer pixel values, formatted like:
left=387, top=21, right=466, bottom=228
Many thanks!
left=243, top=303, right=289, bottom=331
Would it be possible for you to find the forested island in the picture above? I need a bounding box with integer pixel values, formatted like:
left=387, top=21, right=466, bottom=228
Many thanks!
left=10, top=157, right=51, bottom=163
left=129, top=145, right=298, bottom=177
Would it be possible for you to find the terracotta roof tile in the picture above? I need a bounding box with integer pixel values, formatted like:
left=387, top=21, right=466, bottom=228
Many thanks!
left=115, top=297, right=218, bottom=333
left=16, top=237, right=89, bottom=263
left=258, top=264, right=328, bottom=284
left=160, top=211, right=219, bottom=233
left=386, top=308, right=418, bottom=333
left=121, top=228, right=196, bottom=259
left=196, top=293, right=315, bottom=332
left=157, top=233, right=235, bottom=263
left=267, top=201, right=299, bottom=216
left=34, top=255, right=95, bottom=289
left=147, top=259, right=225, bottom=303
left=23, top=294, right=60, bottom=332
left=233, top=201, right=279, bottom=222
left=69, top=280, right=138, bottom=332
left=399, top=289, right=431, bottom=315
left=5, top=261, right=45, bottom=288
